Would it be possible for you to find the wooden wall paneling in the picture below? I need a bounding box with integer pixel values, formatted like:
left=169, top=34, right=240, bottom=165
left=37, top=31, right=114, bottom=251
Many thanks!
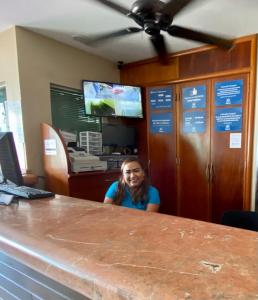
left=178, top=40, right=251, bottom=79
left=120, top=57, right=179, bottom=86
left=146, top=85, right=177, bottom=215
left=177, top=80, right=211, bottom=221
left=126, top=116, right=148, bottom=164
left=121, top=35, right=255, bottom=88
left=210, top=74, right=249, bottom=223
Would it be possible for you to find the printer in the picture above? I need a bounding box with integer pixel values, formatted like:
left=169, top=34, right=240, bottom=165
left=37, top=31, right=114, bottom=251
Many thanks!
left=68, top=147, right=107, bottom=172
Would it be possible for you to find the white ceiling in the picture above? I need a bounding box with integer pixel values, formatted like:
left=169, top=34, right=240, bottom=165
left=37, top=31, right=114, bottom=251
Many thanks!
left=1, top=0, right=258, bottom=64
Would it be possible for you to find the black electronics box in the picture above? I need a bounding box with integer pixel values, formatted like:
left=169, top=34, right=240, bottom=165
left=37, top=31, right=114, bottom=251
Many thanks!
left=99, top=155, right=138, bottom=170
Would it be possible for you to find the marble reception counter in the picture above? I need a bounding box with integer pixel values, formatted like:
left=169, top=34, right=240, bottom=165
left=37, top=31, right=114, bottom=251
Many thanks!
left=0, top=195, right=257, bottom=299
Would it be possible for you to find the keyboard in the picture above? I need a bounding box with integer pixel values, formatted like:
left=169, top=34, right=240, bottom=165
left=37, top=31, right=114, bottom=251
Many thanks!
left=0, top=184, right=55, bottom=199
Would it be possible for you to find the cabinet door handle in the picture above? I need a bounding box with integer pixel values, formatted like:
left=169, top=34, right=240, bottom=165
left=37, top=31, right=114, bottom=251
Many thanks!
left=210, top=163, right=214, bottom=182
left=205, top=164, right=210, bottom=182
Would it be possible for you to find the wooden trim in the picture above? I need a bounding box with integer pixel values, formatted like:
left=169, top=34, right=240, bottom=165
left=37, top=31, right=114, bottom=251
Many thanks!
left=143, top=67, right=252, bottom=87
left=175, top=84, right=181, bottom=217
left=243, top=34, right=257, bottom=210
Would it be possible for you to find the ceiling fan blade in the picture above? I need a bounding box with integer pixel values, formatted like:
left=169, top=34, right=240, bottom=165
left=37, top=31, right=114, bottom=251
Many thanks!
left=73, top=27, right=143, bottom=46
left=150, top=34, right=169, bottom=65
left=92, top=0, right=130, bottom=16
left=167, top=25, right=234, bottom=49
left=159, top=0, right=194, bottom=18
left=91, top=0, right=144, bottom=27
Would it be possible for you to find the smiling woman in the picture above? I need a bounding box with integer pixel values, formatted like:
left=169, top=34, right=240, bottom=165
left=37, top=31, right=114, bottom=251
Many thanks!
left=104, top=158, right=160, bottom=212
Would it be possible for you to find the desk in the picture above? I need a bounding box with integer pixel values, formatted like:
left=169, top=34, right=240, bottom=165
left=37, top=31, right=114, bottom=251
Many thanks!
left=41, top=122, right=120, bottom=202
left=0, top=195, right=257, bottom=299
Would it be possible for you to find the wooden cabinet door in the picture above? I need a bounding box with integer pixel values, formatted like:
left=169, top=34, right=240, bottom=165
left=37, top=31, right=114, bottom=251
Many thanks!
left=146, top=76, right=251, bottom=221
left=147, top=85, right=177, bottom=215
left=69, top=171, right=120, bottom=202
left=211, top=74, right=248, bottom=223
left=177, top=80, right=211, bottom=221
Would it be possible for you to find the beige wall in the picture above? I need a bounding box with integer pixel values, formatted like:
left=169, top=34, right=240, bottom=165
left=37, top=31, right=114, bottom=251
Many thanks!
left=13, top=27, right=119, bottom=177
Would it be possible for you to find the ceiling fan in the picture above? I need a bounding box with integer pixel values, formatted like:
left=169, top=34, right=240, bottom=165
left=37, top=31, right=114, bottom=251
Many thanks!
left=74, top=0, right=234, bottom=65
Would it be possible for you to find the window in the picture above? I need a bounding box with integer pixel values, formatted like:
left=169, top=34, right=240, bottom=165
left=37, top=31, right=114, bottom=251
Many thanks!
left=0, top=85, right=26, bottom=171
left=0, top=87, right=8, bottom=132
left=50, top=85, right=101, bottom=135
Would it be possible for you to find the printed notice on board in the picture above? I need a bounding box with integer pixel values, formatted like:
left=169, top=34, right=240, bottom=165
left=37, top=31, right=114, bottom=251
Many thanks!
left=215, top=79, right=243, bottom=106
left=44, top=139, right=57, bottom=155
left=149, top=86, right=172, bottom=109
left=150, top=112, right=172, bottom=134
left=230, top=133, right=242, bottom=148
left=183, top=111, right=206, bottom=134
left=182, top=85, right=206, bottom=110
left=215, top=107, right=242, bottom=132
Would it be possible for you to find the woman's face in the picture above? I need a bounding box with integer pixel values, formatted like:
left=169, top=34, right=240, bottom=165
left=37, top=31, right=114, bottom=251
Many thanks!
left=122, top=161, right=145, bottom=188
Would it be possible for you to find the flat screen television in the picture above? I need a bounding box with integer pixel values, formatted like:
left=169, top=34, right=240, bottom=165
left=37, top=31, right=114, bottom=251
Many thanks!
left=82, top=80, right=143, bottom=118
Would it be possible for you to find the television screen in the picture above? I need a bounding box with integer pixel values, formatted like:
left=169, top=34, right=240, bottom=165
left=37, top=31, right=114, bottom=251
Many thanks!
left=82, top=80, right=143, bottom=118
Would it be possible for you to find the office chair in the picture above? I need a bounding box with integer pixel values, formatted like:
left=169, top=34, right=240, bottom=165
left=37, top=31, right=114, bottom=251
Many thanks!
left=221, top=210, right=258, bottom=231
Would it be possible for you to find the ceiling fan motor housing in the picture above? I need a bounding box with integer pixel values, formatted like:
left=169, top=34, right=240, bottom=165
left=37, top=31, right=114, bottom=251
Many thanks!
left=144, top=21, right=160, bottom=36
left=131, top=0, right=159, bottom=15
left=131, top=0, right=173, bottom=35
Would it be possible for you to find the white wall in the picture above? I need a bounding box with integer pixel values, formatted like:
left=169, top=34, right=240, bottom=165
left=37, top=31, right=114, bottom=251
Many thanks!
left=13, top=26, right=119, bottom=177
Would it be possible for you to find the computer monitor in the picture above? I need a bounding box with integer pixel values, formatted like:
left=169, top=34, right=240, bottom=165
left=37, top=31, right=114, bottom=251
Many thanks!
left=102, top=124, right=136, bottom=147
left=0, top=132, right=23, bottom=185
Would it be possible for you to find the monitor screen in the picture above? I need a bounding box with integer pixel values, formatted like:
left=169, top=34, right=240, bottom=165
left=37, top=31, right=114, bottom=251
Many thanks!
left=0, top=132, right=23, bottom=185
left=82, top=80, right=143, bottom=118
left=102, top=124, right=136, bottom=147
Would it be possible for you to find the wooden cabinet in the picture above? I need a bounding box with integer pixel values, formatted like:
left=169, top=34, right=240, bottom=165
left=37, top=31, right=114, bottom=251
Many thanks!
left=41, top=123, right=119, bottom=202
left=177, top=79, right=211, bottom=221
left=147, top=86, right=177, bottom=215
left=177, top=74, right=249, bottom=222
left=121, top=36, right=256, bottom=223
left=210, top=75, right=249, bottom=222
left=147, top=73, right=252, bottom=223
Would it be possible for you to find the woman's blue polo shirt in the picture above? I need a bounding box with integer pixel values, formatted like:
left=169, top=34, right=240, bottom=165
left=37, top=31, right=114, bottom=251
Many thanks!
left=105, top=181, right=160, bottom=210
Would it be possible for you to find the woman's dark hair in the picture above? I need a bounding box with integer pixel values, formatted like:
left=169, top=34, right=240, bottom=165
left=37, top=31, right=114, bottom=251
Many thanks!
left=113, top=158, right=149, bottom=206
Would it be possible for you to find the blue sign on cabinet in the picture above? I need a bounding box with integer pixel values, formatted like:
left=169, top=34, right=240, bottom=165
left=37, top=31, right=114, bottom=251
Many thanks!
left=150, top=112, right=172, bottom=134
left=183, top=85, right=206, bottom=109
left=215, top=79, right=243, bottom=106
left=215, top=107, right=242, bottom=131
left=183, top=111, right=206, bottom=134
left=149, top=86, right=172, bottom=109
